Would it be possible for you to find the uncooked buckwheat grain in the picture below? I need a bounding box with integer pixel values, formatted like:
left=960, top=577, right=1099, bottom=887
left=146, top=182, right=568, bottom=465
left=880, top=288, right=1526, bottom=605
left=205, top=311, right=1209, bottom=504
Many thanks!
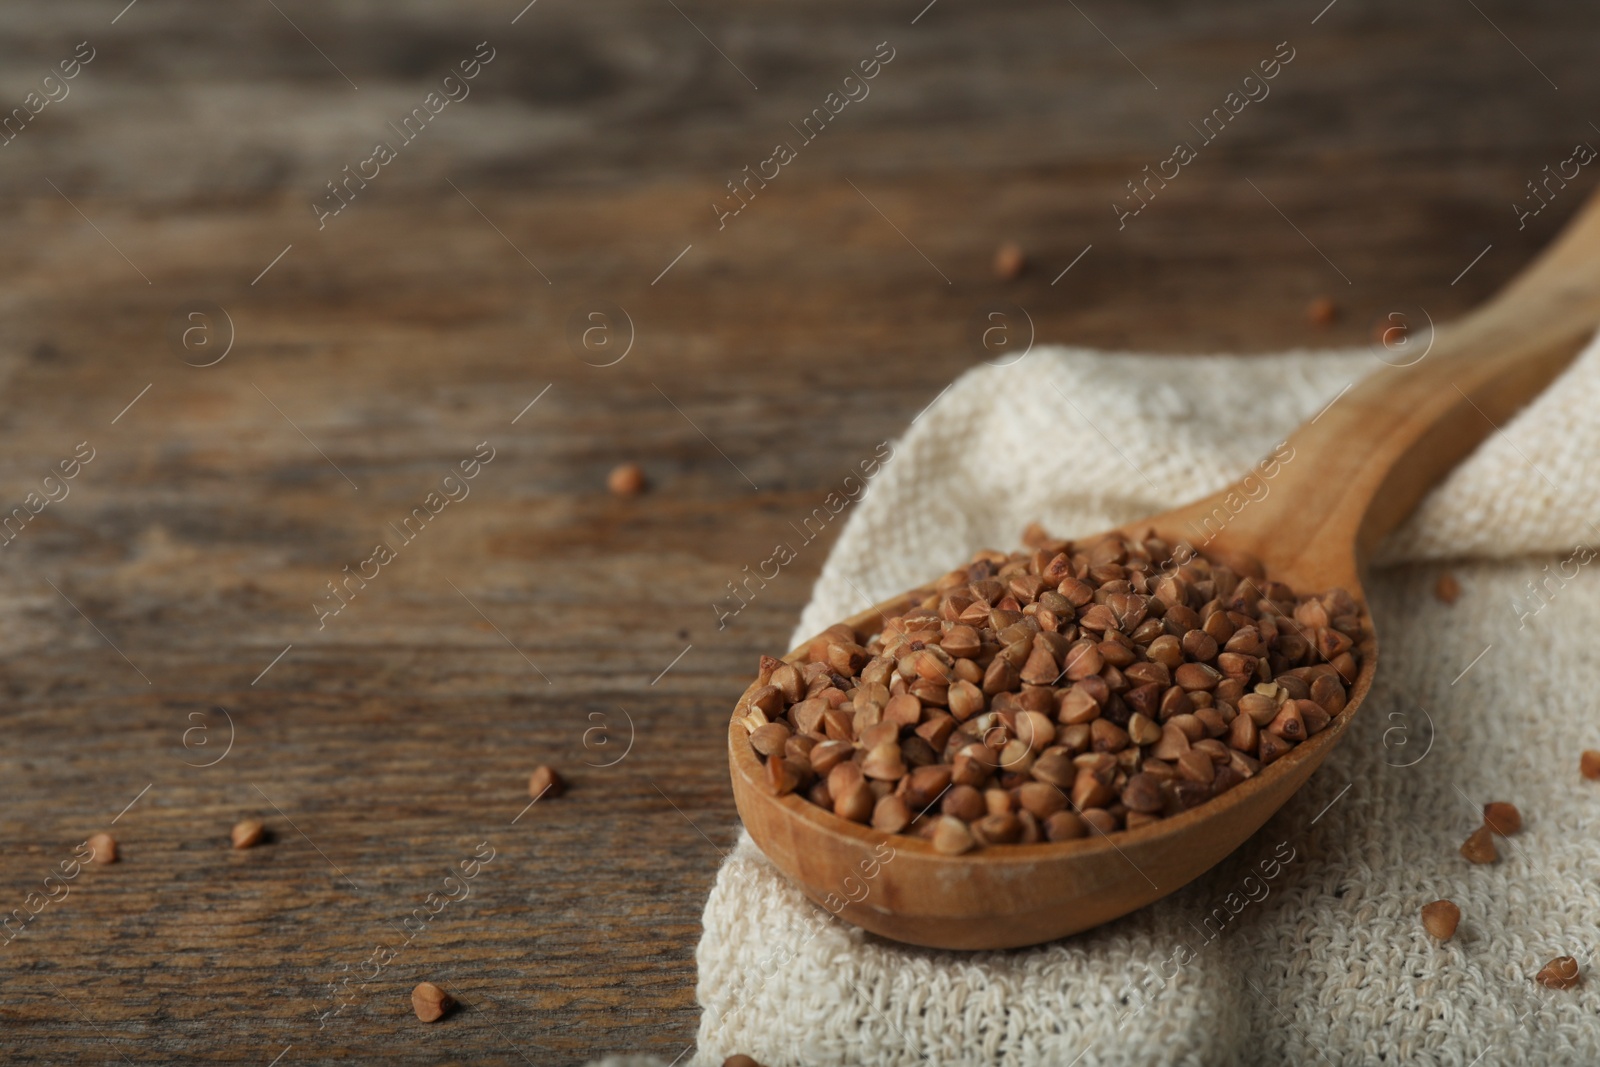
left=607, top=462, right=646, bottom=496
left=231, top=819, right=266, bottom=849
left=737, top=527, right=1367, bottom=850
left=1420, top=899, right=1460, bottom=940
left=1482, top=801, right=1521, bottom=836
left=1536, top=956, right=1581, bottom=990
left=87, top=832, right=117, bottom=864
left=528, top=765, right=566, bottom=800
left=1460, top=824, right=1498, bottom=864
left=411, top=981, right=453, bottom=1022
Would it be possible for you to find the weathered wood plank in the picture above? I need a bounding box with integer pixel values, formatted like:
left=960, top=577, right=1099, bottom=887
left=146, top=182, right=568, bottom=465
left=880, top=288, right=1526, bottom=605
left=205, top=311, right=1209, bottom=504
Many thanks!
left=0, top=0, right=1596, bottom=1061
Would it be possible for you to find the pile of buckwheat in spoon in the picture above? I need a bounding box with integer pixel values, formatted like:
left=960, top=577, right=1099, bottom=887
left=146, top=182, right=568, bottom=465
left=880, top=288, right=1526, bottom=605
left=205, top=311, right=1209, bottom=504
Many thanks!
left=737, top=525, right=1365, bottom=854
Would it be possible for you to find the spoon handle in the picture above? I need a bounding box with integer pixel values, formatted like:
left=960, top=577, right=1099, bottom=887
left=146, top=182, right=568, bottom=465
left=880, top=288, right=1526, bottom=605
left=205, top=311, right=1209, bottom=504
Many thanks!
left=1190, top=191, right=1600, bottom=590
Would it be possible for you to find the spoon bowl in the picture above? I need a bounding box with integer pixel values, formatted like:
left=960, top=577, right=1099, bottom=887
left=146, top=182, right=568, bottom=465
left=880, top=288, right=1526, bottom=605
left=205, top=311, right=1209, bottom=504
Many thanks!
left=731, top=192, right=1600, bottom=949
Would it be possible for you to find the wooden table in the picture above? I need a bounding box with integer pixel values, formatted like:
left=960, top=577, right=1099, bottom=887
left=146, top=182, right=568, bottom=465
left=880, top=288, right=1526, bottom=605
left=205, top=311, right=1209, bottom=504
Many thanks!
left=0, top=0, right=1592, bottom=1062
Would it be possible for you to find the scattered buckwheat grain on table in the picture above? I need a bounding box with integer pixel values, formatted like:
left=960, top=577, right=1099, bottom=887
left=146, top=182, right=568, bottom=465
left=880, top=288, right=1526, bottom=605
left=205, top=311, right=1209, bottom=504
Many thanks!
left=607, top=462, right=646, bottom=496
left=737, top=527, right=1365, bottom=847
left=411, top=981, right=454, bottom=1022
left=230, top=819, right=265, bottom=849
left=993, top=241, right=1026, bottom=280
left=528, top=765, right=566, bottom=799
left=86, top=832, right=117, bottom=864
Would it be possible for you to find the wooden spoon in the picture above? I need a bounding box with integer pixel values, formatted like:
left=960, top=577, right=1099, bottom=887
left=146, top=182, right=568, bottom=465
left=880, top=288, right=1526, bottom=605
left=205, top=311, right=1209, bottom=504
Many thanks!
left=730, top=192, right=1600, bottom=950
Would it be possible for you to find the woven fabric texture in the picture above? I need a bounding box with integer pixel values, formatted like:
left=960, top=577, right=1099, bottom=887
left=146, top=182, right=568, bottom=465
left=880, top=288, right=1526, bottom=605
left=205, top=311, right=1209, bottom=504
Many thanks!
left=598, top=338, right=1600, bottom=1067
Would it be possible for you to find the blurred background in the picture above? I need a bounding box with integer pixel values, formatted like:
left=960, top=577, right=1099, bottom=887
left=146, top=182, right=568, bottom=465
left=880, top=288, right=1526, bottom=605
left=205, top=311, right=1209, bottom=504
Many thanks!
left=0, top=0, right=1594, bottom=1062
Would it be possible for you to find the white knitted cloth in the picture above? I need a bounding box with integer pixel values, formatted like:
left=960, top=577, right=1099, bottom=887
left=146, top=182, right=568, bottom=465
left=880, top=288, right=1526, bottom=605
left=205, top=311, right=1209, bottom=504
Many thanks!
left=599, top=338, right=1600, bottom=1067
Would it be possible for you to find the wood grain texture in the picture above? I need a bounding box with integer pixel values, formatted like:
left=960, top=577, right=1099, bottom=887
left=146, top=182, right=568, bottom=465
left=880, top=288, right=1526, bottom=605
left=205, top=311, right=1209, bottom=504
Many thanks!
left=0, top=0, right=1596, bottom=1061
left=733, top=190, right=1600, bottom=950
